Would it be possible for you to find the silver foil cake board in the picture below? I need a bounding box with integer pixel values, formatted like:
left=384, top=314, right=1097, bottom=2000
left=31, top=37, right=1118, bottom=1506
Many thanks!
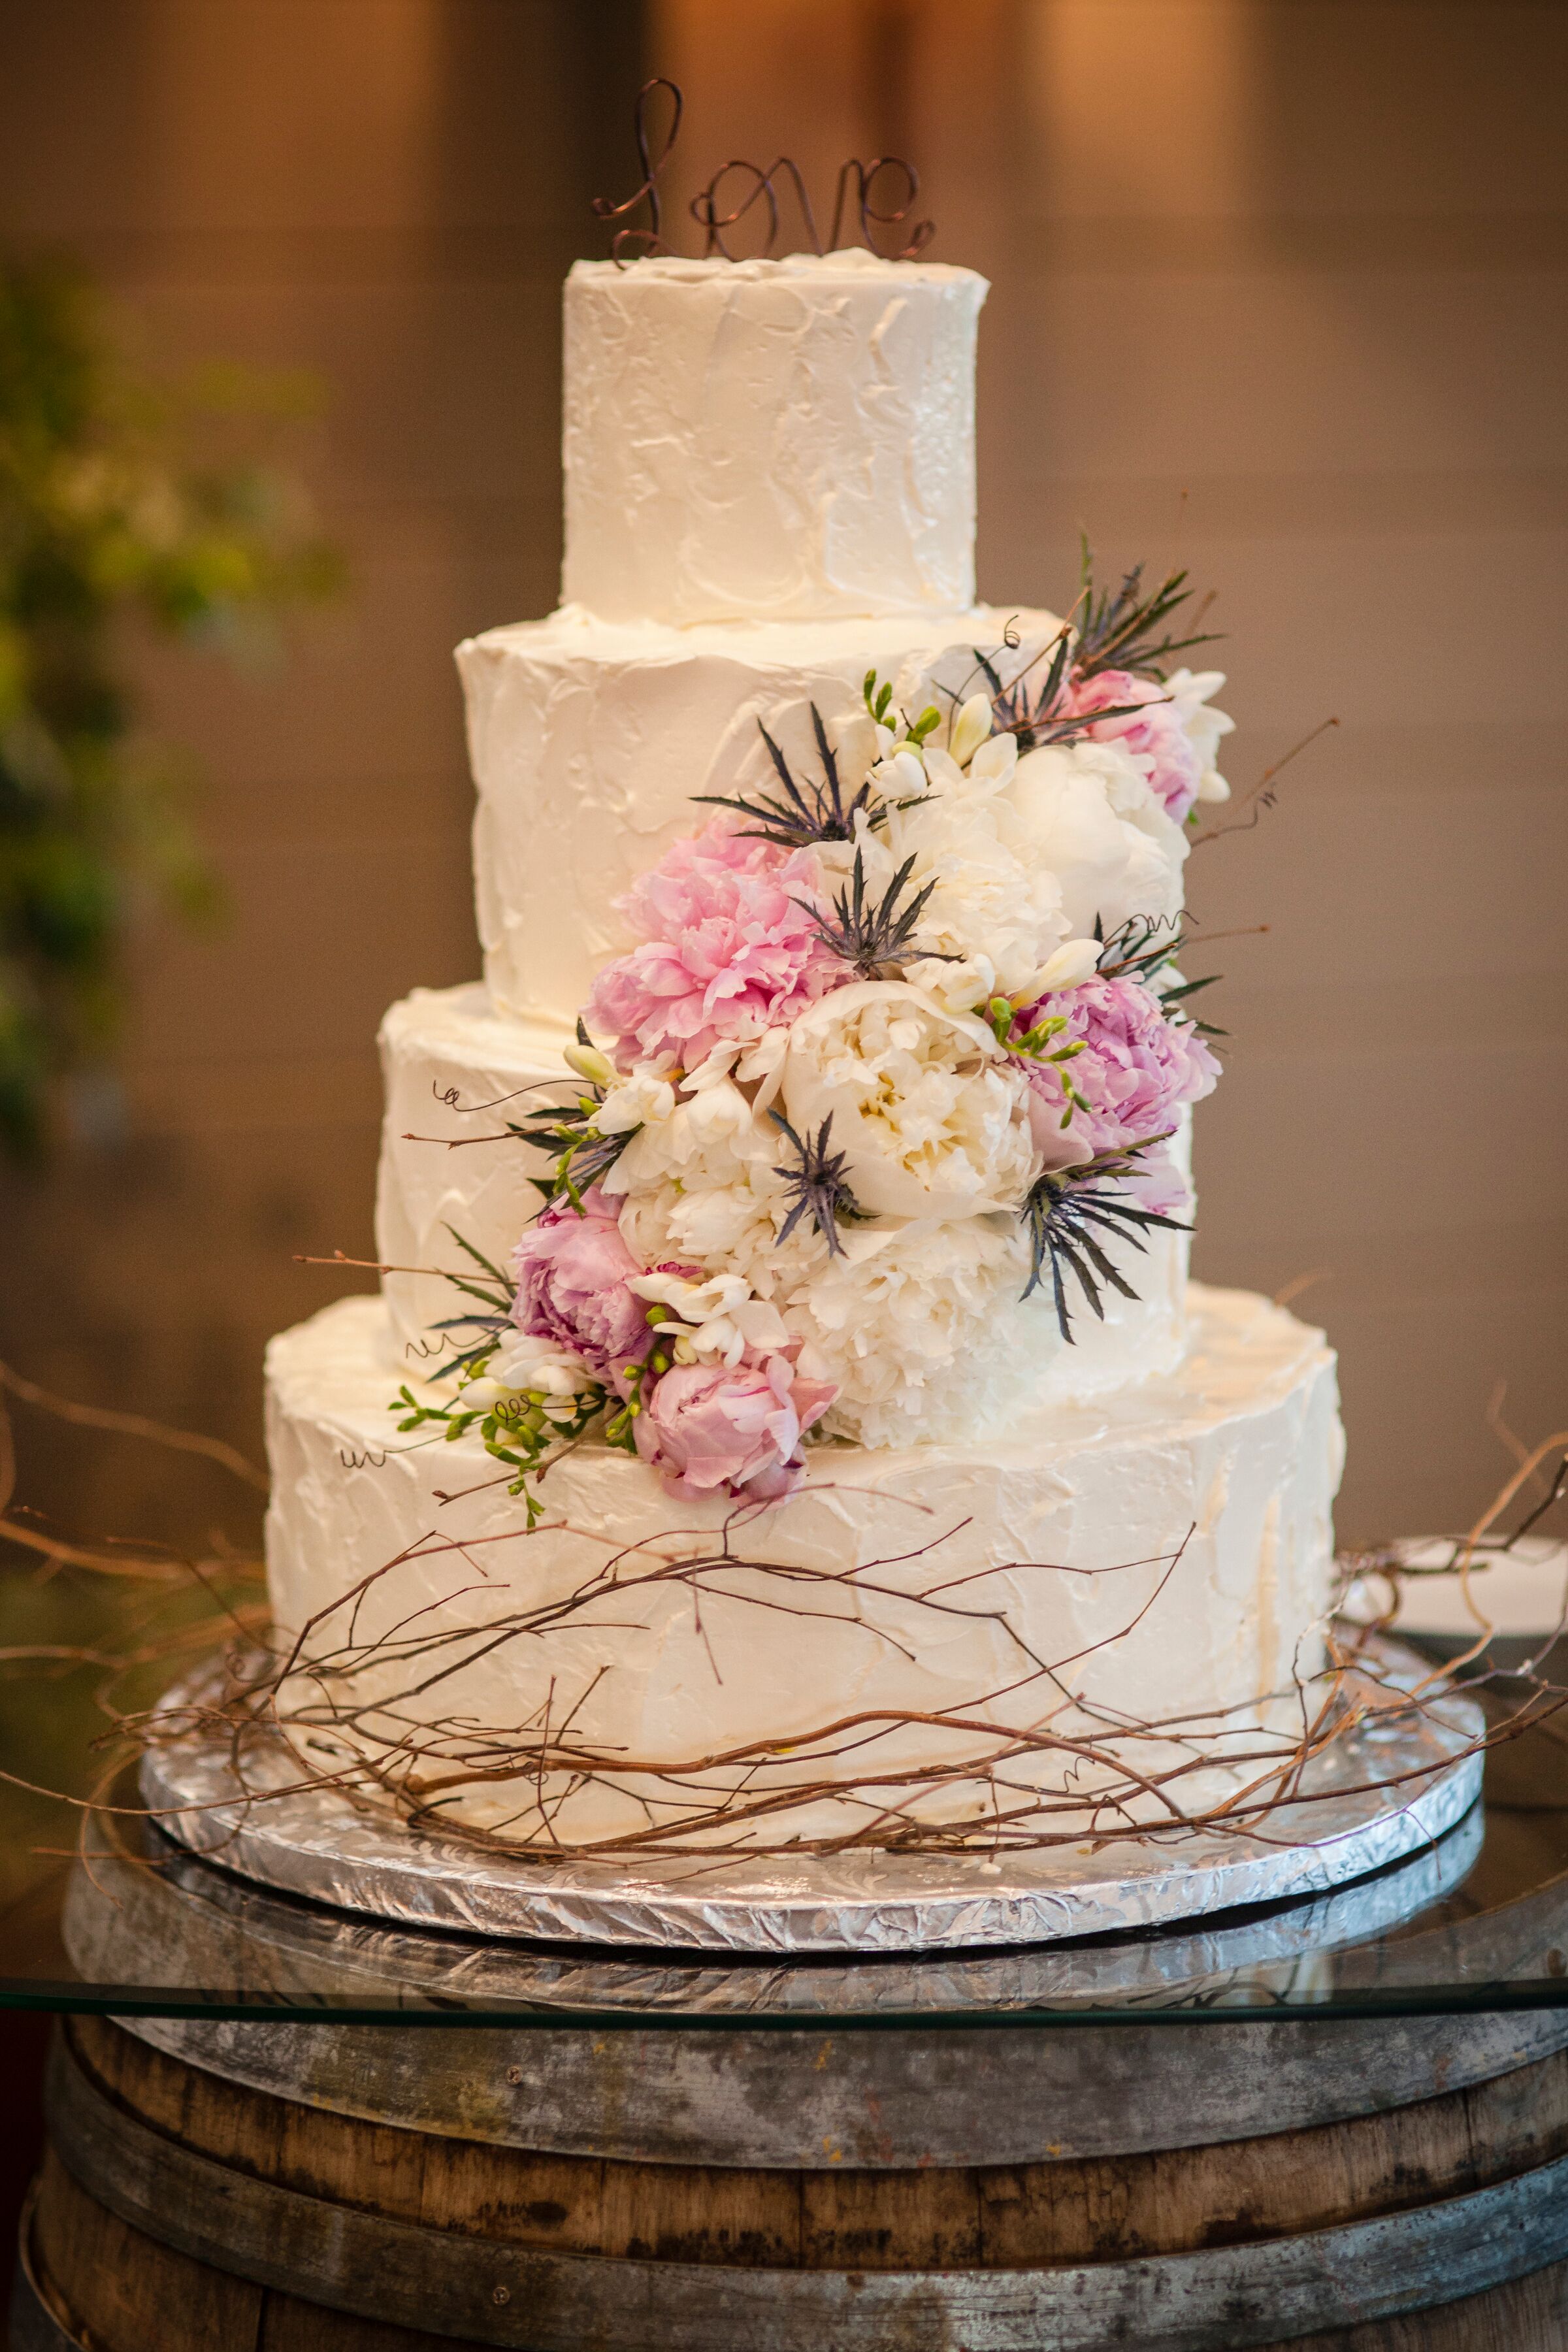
left=141, top=1639, right=1484, bottom=1956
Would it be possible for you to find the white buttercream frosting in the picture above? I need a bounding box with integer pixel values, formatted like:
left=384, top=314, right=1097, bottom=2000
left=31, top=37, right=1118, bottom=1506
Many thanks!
left=265, top=1285, right=1343, bottom=1848
left=460, top=604, right=1075, bottom=1026
left=374, top=986, right=568, bottom=1360
left=562, top=253, right=987, bottom=625
left=374, top=983, right=1192, bottom=1435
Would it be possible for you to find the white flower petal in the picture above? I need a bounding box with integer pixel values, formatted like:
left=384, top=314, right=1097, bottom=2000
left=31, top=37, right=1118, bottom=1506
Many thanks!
left=967, top=731, right=1019, bottom=790
left=1032, top=937, right=1101, bottom=993
left=871, top=747, right=929, bottom=800
left=949, top=692, right=994, bottom=770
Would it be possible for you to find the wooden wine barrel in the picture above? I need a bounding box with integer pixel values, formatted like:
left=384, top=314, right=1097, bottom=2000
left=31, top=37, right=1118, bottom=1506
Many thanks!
left=14, top=2009, right=1568, bottom=2351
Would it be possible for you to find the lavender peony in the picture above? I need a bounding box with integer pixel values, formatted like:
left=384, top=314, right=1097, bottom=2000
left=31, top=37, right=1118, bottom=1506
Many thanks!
left=587, top=817, right=840, bottom=1073
left=510, top=1187, right=652, bottom=1391
left=634, top=1353, right=838, bottom=1503
left=1014, top=973, right=1220, bottom=1170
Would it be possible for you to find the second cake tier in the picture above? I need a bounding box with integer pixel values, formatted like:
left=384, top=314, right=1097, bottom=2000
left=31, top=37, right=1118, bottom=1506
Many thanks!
left=458, top=602, right=1177, bottom=1026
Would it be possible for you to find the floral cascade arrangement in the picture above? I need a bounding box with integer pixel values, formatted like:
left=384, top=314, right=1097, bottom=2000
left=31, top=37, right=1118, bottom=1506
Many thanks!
left=395, top=563, right=1232, bottom=1521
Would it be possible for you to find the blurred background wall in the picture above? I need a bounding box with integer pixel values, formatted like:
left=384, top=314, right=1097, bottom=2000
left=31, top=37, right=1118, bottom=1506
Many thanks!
left=0, top=0, right=1563, bottom=1552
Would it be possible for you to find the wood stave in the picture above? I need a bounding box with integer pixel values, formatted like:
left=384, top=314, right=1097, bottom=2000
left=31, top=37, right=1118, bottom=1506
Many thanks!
left=28, top=2016, right=1568, bottom=2350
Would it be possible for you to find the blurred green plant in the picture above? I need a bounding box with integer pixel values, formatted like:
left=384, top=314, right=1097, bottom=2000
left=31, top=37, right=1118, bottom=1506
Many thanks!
left=0, top=255, right=340, bottom=1158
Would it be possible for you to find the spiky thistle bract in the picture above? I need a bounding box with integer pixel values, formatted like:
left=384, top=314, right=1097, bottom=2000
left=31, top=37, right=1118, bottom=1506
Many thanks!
left=1021, top=1152, right=1187, bottom=1340
left=1070, top=534, right=1221, bottom=683
left=769, top=1109, right=867, bottom=1256
left=1094, top=915, right=1227, bottom=1038
left=974, top=625, right=1152, bottom=754
left=694, top=704, right=887, bottom=848
left=796, top=847, right=942, bottom=977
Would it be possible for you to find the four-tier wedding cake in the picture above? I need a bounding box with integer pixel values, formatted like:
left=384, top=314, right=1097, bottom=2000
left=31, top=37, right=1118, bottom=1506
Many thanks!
left=264, top=252, right=1344, bottom=1855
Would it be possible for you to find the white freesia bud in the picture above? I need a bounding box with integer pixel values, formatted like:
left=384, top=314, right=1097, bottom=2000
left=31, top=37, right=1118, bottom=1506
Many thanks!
left=949, top=693, right=995, bottom=770
left=629, top=1267, right=751, bottom=1319
left=628, top=1272, right=789, bottom=1372
left=1165, top=668, right=1235, bottom=808
left=564, top=1040, right=615, bottom=1088
left=1030, top=938, right=1102, bottom=995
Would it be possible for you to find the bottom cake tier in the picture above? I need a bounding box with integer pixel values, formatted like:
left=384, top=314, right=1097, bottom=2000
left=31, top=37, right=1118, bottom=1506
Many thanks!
left=264, top=1283, right=1343, bottom=1853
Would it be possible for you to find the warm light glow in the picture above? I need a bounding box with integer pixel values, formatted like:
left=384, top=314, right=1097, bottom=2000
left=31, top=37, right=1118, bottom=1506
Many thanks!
left=1025, top=0, right=1263, bottom=219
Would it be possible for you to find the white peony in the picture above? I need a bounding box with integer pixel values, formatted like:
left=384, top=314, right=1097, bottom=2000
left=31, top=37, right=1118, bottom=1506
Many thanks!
left=779, top=981, right=1039, bottom=1222
left=1165, top=668, right=1235, bottom=804
left=785, top=1214, right=1045, bottom=1445
left=595, top=1068, right=676, bottom=1134
left=1000, top=738, right=1187, bottom=941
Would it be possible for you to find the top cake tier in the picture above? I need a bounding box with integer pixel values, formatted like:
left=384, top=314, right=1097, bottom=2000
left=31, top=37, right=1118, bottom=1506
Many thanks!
left=561, top=252, right=988, bottom=627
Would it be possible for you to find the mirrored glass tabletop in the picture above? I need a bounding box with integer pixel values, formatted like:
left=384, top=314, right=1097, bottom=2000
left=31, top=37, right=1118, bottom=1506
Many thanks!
left=3, top=1660, right=1567, bottom=2029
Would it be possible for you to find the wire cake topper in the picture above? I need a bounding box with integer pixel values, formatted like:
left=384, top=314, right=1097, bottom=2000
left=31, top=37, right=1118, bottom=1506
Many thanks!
left=592, top=77, right=935, bottom=266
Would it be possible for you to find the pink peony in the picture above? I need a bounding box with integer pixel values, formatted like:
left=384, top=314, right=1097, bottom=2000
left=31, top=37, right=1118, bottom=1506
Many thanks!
left=511, top=1187, right=652, bottom=1391
left=634, top=1352, right=838, bottom=1503
left=1014, top=974, right=1220, bottom=1171
left=586, top=818, right=840, bottom=1073
left=1066, top=670, right=1203, bottom=825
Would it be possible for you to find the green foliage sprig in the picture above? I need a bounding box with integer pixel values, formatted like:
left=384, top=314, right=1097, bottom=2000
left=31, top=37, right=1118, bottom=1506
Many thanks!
left=387, top=1224, right=608, bottom=1529
left=1068, top=534, right=1221, bottom=683
left=0, top=255, right=340, bottom=1156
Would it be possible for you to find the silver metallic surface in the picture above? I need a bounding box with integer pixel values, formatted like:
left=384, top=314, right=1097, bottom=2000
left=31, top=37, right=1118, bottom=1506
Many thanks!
left=73, top=1802, right=1568, bottom=2168
left=69, top=1791, right=1484, bottom=2017
left=141, top=1637, right=1484, bottom=1955
left=44, top=2029, right=1568, bottom=2352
